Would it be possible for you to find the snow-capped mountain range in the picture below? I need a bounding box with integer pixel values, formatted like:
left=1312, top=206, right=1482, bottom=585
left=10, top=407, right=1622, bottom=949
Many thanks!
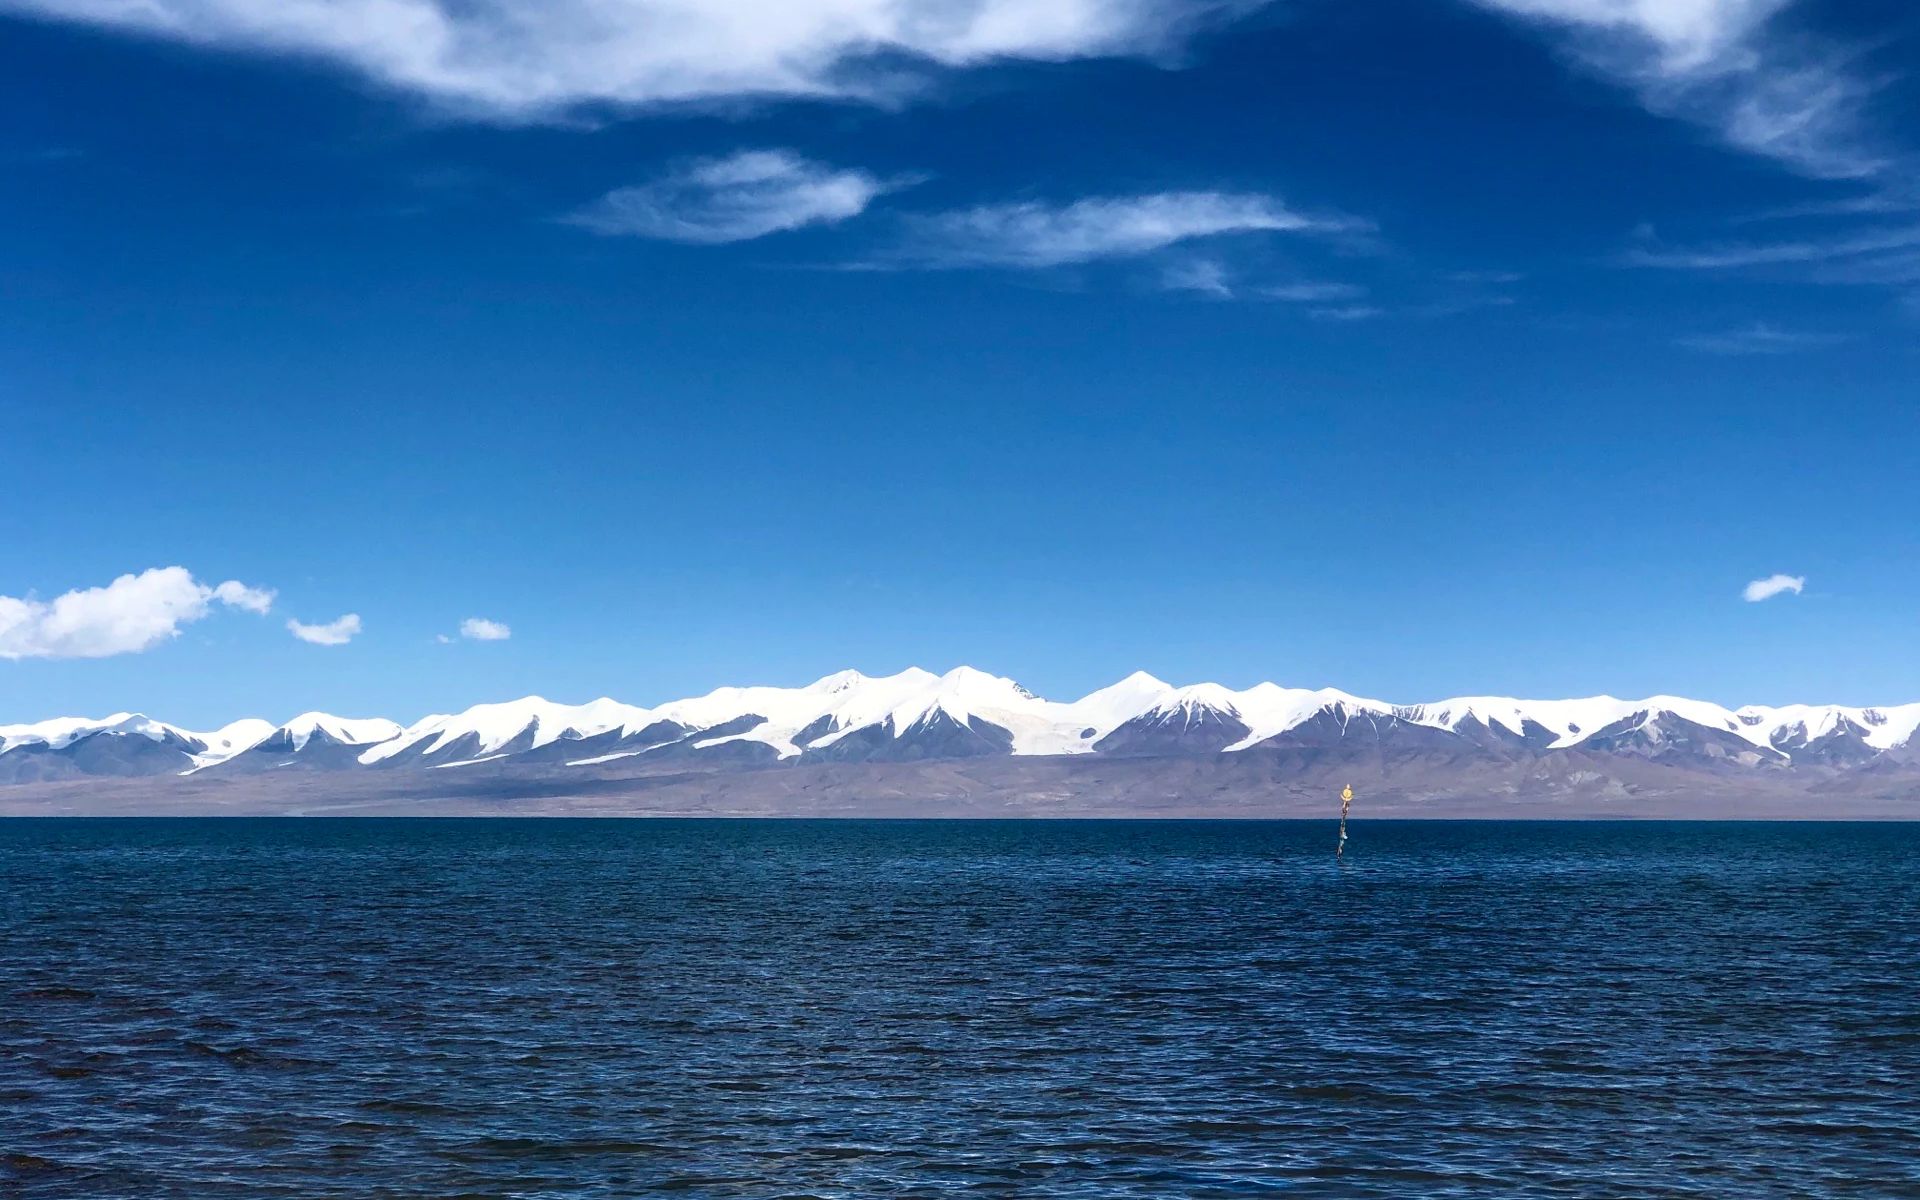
left=4, top=667, right=1919, bottom=785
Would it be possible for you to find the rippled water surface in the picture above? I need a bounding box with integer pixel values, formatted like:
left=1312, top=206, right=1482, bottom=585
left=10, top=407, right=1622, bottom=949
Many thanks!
left=4, top=819, right=1919, bottom=1197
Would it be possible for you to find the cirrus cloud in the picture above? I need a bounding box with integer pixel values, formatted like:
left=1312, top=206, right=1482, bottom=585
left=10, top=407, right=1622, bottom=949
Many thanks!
left=0, top=567, right=274, bottom=660
left=567, top=150, right=908, bottom=243
left=890, top=191, right=1360, bottom=270
left=1469, top=0, right=1885, bottom=181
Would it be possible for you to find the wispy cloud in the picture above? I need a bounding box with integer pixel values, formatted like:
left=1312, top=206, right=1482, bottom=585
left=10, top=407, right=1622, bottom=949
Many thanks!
left=1626, top=223, right=1920, bottom=270
left=1676, top=322, right=1844, bottom=354
left=1743, top=573, right=1806, bottom=602
left=889, top=192, right=1361, bottom=270
left=1734, top=193, right=1920, bottom=223
left=1159, top=257, right=1235, bottom=297
left=1259, top=281, right=1369, bottom=303
left=1446, top=269, right=1526, bottom=285
left=1158, top=263, right=1511, bottom=319
left=1808, top=252, right=1920, bottom=288
left=459, top=617, right=512, bottom=641
left=287, top=614, right=362, bottom=646
left=3, top=146, right=85, bottom=166
left=0, top=567, right=273, bottom=660
left=1469, top=0, right=1885, bottom=180
left=566, top=150, right=909, bottom=243
left=1623, top=222, right=1920, bottom=304
left=1158, top=259, right=1375, bottom=304
left=0, top=0, right=1253, bottom=118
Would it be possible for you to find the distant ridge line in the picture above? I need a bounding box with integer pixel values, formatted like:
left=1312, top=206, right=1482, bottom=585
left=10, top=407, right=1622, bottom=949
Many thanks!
left=4, top=666, right=1918, bottom=787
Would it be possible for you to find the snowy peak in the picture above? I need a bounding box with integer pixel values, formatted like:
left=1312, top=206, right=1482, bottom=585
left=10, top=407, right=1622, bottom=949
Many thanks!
left=0, top=712, right=222, bottom=784
left=361, top=695, right=654, bottom=766
left=1398, top=695, right=1771, bottom=753
left=1091, top=679, right=1400, bottom=756
left=1230, top=685, right=1395, bottom=749
left=866, top=667, right=1066, bottom=758
left=1736, top=702, right=1920, bottom=754
left=1392, top=696, right=1920, bottom=761
left=277, top=712, right=405, bottom=751
left=5, top=670, right=1919, bottom=782
left=652, top=667, right=943, bottom=758
left=1574, top=704, right=1790, bottom=769
left=198, top=712, right=405, bottom=775
left=1059, top=671, right=1174, bottom=728
left=0, top=713, right=192, bottom=753
left=1096, top=682, right=1249, bottom=755
left=877, top=666, right=1038, bottom=735
left=190, top=719, right=279, bottom=766
left=1151, top=682, right=1244, bottom=718
left=659, top=666, right=1053, bottom=761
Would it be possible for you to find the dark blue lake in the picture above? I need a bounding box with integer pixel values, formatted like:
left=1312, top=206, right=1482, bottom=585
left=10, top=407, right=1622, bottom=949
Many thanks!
left=3, top=819, right=1918, bottom=1197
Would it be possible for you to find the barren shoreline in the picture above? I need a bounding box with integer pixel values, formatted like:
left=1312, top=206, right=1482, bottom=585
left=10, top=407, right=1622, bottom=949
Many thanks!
left=5, top=755, right=1916, bottom=820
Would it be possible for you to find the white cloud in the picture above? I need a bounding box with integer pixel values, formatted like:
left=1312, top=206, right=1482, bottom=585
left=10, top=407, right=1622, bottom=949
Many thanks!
left=1675, top=322, right=1843, bottom=354
left=0, top=566, right=274, bottom=660
left=1743, top=573, right=1805, bottom=602
left=460, top=617, right=512, bottom=641
left=567, top=150, right=907, bottom=243
left=1470, top=0, right=1884, bottom=180
left=0, top=0, right=1887, bottom=187
left=288, top=613, right=362, bottom=646
left=0, top=0, right=1250, bottom=118
left=893, top=192, right=1356, bottom=270
left=210, top=579, right=276, bottom=614
left=1476, top=0, right=1784, bottom=71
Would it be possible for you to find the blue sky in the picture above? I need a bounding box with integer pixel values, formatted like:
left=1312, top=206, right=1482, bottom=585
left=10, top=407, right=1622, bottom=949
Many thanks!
left=3, top=0, right=1918, bottom=726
